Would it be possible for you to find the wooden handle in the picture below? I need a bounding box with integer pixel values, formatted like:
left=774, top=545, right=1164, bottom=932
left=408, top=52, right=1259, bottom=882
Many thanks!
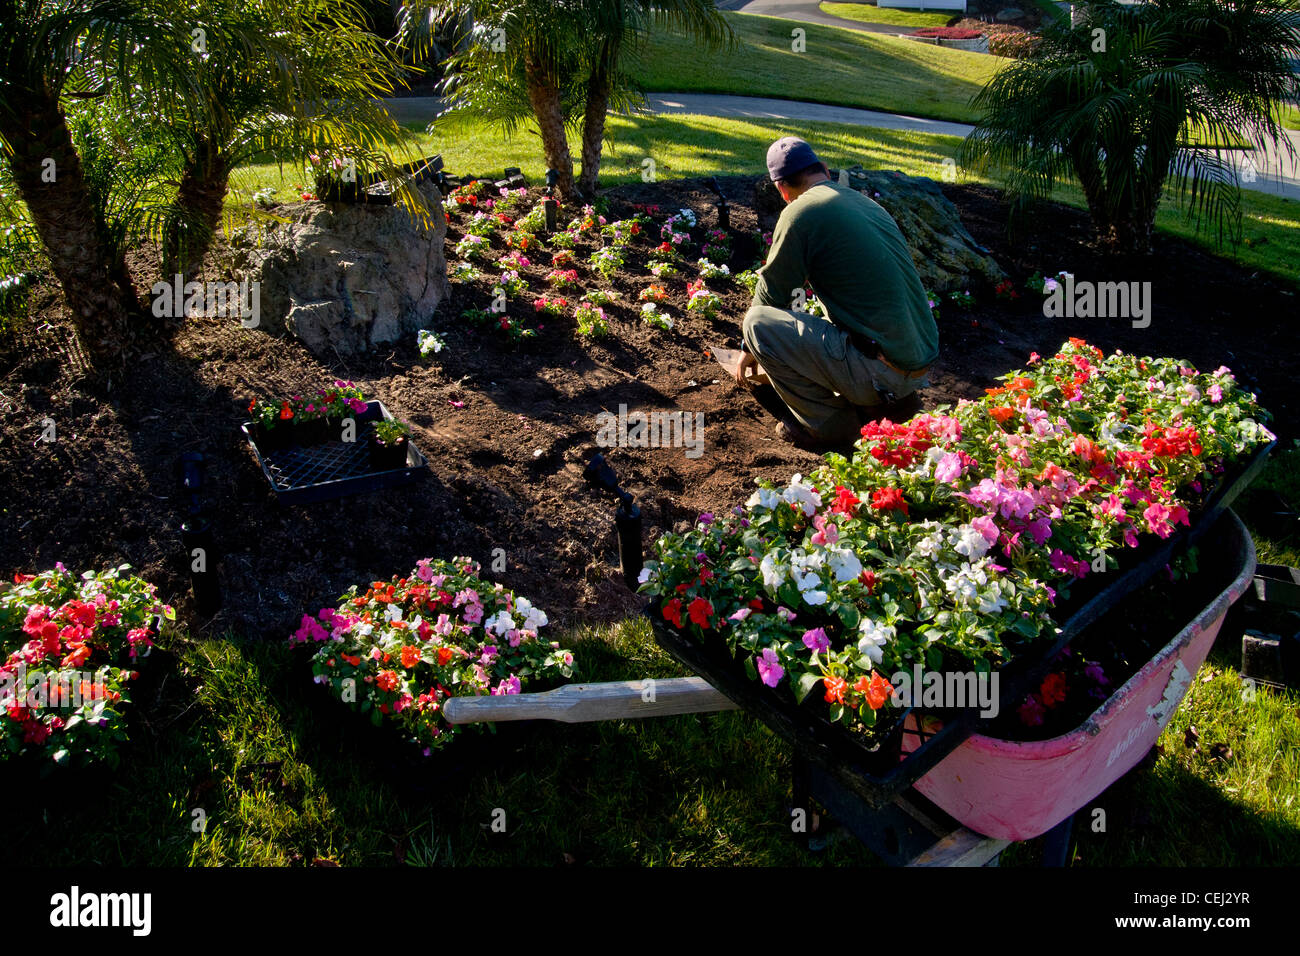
left=442, top=677, right=739, bottom=725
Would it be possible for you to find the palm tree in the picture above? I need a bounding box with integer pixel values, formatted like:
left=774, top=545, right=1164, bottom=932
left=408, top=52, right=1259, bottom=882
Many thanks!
left=1, top=1, right=188, bottom=360
left=961, top=0, right=1300, bottom=254
left=0, top=0, right=300, bottom=363
left=419, top=0, right=586, bottom=198
left=417, top=0, right=732, bottom=199
left=575, top=0, right=731, bottom=196
left=158, top=0, right=434, bottom=279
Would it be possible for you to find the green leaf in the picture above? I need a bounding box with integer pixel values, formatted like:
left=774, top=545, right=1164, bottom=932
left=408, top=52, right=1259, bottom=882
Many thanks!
left=837, top=603, right=861, bottom=629
left=926, top=647, right=944, bottom=670
left=777, top=583, right=800, bottom=607
left=828, top=703, right=844, bottom=722
left=743, top=656, right=758, bottom=681
left=794, top=671, right=822, bottom=704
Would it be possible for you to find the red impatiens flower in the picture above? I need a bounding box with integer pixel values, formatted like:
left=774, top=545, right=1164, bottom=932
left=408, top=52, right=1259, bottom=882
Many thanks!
left=859, top=569, right=877, bottom=594
left=279, top=401, right=294, bottom=420
left=662, top=597, right=684, bottom=628
left=870, top=487, right=909, bottom=516
left=400, top=645, right=422, bottom=669
left=688, top=597, right=713, bottom=628
left=1040, top=672, right=1068, bottom=708
left=854, top=671, right=893, bottom=710
left=435, top=646, right=454, bottom=667
left=61, top=644, right=91, bottom=668
left=376, top=670, right=400, bottom=692
left=831, top=485, right=861, bottom=516
left=823, top=675, right=847, bottom=705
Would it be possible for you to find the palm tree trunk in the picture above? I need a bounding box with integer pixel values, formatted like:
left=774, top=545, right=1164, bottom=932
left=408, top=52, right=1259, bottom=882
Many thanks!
left=0, top=95, right=134, bottom=365
left=524, top=53, right=575, bottom=199
left=578, top=52, right=615, bottom=199
left=164, top=135, right=231, bottom=280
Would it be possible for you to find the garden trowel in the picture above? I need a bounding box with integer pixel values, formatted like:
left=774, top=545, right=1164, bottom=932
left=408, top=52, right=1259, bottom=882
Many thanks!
left=712, top=346, right=769, bottom=387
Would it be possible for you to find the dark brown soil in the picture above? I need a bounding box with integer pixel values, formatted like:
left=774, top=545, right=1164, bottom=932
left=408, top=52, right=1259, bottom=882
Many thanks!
left=0, top=176, right=1294, bottom=640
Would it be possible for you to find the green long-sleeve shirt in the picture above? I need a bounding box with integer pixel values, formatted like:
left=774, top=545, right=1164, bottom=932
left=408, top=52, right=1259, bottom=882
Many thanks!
left=752, top=181, right=939, bottom=371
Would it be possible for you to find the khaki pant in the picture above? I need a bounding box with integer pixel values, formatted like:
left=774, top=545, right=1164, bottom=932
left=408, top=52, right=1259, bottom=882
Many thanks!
left=742, top=304, right=930, bottom=444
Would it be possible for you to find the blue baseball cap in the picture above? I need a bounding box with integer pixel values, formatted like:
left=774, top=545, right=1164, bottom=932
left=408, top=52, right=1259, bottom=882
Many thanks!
left=766, top=136, right=822, bottom=182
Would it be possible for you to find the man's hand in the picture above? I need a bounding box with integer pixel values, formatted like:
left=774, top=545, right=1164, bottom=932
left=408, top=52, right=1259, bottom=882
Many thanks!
left=734, top=350, right=760, bottom=388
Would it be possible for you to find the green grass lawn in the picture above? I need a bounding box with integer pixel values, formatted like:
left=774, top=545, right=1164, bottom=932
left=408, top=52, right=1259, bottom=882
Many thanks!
left=819, top=1, right=957, bottom=29
left=230, top=111, right=1300, bottom=289
left=20, top=508, right=1299, bottom=867
left=626, top=11, right=998, bottom=124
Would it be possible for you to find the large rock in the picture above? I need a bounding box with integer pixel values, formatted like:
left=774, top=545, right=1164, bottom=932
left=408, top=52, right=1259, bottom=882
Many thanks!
left=755, top=166, right=1006, bottom=294
left=226, top=178, right=450, bottom=357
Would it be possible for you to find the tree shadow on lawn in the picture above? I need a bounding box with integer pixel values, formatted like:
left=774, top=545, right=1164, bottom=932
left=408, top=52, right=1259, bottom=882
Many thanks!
left=1062, top=756, right=1300, bottom=866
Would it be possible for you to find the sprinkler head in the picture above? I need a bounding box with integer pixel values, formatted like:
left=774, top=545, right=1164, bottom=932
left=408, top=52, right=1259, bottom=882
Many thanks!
left=583, top=452, right=633, bottom=509
left=180, top=452, right=205, bottom=492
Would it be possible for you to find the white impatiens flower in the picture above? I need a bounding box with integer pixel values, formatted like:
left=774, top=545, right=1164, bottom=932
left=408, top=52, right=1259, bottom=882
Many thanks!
left=514, top=596, right=548, bottom=631
left=782, top=473, right=823, bottom=516
left=760, top=552, right=786, bottom=590
left=484, top=610, right=516, bottom=636
left=637, top=566, right=654, bottom=585
left=857, top=617, right=895, bottom=663
left=944, top=565, right=989, bottom=607
left=826, top=547, right=863, bottom=583
left=913, top=529, right=945, bottom=560
left=1099, top=415, right=1132, bottom=447
left=977, top=585, right=1009, bottom=616
left=385, top=604, right=404, bottom=623
left=794, top=570, right=828, bottom=605
left=746, top=487, right=781, bottom=510
left=950, top=524, right=992, bottom=560
left=789, top=547, right=824, bottom=575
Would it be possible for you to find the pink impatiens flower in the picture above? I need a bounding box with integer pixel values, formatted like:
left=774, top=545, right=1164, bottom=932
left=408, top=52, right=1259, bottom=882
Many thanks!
left=756, top=648, right=784, bottom=688
left=1018, top=694, right=1046, bottom=727
left=971, top=515, right=1000, bottom=545
left=810, top=515, right=839, bottom=546
left=802, top=627, right=830, bottom=653
left=933, top=451, right=963, bottom=485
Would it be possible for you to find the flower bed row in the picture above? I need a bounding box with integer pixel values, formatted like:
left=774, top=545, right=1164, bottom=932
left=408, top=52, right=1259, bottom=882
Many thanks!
left=443, top=188, right=765, bottom=344
left=1, top=565, right=172, bottom=768
left=639, top=339, right=1274, bottom=737
left=293, top=557, right=576, bottom=753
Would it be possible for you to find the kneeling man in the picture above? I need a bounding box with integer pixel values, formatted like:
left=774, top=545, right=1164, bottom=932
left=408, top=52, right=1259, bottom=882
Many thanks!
left=737, top=137, right=939, bottom=449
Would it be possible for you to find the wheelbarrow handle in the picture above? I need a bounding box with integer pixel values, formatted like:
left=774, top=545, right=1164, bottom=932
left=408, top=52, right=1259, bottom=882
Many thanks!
left=442, top=676, right=739, bottom=725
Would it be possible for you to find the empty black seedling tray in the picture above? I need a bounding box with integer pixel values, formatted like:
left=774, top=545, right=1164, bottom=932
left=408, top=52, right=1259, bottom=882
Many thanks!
left=241, top=400, right=427, bottom=504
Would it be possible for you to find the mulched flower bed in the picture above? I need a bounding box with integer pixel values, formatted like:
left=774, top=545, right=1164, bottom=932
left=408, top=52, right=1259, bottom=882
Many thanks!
left=0, top=175, right=1296, bottom=645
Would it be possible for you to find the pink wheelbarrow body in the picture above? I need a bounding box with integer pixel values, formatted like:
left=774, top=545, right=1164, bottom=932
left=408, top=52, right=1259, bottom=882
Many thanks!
left=902, top=510, right=1256, bottom=841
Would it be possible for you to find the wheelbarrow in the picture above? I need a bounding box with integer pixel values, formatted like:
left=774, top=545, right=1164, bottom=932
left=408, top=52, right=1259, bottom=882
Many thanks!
left=445, top=443, right=1270, bottom=866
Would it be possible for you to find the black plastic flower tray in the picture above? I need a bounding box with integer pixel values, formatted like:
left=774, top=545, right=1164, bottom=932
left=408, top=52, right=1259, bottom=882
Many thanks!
left=240, top=400, right=427, bottom=505
left=649, top=440, right=1274, bottom=809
